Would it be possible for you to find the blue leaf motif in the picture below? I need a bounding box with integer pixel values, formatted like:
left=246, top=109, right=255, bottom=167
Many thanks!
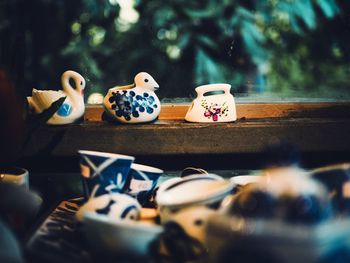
left=117, top=172, right=123, bottom=187
left=57, top=103, right=72, bottom=117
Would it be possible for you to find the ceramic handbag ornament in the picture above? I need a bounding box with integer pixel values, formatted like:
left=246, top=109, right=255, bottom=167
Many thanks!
left=103, top=72, right=161, bottom=124
left=27, top=70, right=85, bottom=125
left=185, top=83, right=237, bottom=123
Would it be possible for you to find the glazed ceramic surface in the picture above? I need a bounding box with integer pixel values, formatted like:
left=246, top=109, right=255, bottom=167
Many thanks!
left=221, top=166, right=332, bottom=224
left=0, top=167, right=29, bottom=189
left=78, top=150, right=134, bottom=198
left=103, top=72, right=161, bottom=123
left=126, top=163, right=163, bottom=205
left=156, top=174, right=234, bottom=243
left=181, top=167, right=208, bottom=178
left=164, top=205, right=216, bottom=244
left=27, top=70, right=85, bottom=125
left=205, top=215, right=350, bottom=263
left=156, top=174, right=229, bottom=208
left=185, top=83, right=237, bottom=123
left=82, top=212, right=163, bottom=258
left=310, top=163, right=350, bottom=214
left=230, top=175, right=262, bottom=186
left=76, top=193, right=141, bottom=222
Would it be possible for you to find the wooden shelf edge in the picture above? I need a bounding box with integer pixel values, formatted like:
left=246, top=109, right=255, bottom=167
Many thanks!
left=85, top=103, right=350, bottom=122
left=23, top=118, right=350, bottom=157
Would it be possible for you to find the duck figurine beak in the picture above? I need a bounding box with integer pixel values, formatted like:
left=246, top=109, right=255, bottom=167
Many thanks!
left=153, top=83, right=160, bottom=91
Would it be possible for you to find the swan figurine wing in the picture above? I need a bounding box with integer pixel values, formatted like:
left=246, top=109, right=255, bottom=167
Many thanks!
left=104, top=72, right=161, bottom=123
left=27, top=70, right=86, bottom=125
left=28, top=89, right=65, bottom=113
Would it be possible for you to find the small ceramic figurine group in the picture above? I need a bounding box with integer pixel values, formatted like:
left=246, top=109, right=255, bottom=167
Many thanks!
left=27, top=70, right=238, bottom=125
left=27, top=71, right=86, bottom=125
left=27, top=71, right=162, bottom=125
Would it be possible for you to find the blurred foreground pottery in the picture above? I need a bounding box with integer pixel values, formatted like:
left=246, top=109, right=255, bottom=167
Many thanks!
left=82, top=212, right=163, bottom=259
left=0, top=182, right=42, bottom=233
left=103, top=72, right=161, bottom=123
left=156, top=174, right=232, bottom=208
left=156, top=174, right=234, bottom=242
left=230, top=175, right=261, bottom=186
left=205, top=216, right=350, bottom=263
left=181, top=167, right=208, bottom=177
left=310, top=163, right=350, bottom=214
left=76, top=192, right=141, bottom=222
left=230, top=175, right=262, bottom=194
left=185, top=83, right=237, bottom=123
left=0, top=167, right=29, bottom=189
left=27, top=70, right=85, bottom=125
left=205, top=166, right=344, bottom=263
left=126, top=163, right=163, bottom=205
left=224, top=166, right=332, bottom=224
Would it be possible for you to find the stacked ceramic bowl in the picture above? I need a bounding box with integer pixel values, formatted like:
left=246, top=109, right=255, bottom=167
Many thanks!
left=75, top=152, right=236, bottom=261
left=76, top=150, right=164, bottom=260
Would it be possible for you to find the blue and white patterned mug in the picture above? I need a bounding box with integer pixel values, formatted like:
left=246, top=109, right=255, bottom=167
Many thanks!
left=126, top=163, right=163, bottom=205
left=78, top=150, right=135, bottom=199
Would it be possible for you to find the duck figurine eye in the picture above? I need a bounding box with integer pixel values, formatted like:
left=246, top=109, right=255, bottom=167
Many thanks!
left=103, top=72, right=161, bottom=124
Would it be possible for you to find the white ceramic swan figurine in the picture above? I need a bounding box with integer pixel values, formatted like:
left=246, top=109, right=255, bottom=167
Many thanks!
left=103, top=72, right=161, bottom=123
left=27, top=70, right=86, bottom=125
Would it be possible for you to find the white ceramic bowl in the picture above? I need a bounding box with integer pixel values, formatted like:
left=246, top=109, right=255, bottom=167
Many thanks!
left=82, top=212, right=163, bottom=259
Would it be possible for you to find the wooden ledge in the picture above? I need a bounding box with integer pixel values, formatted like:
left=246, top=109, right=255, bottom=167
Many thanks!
left=85, top=103, right=350, bottom=121
left=23, top=117, right=350, bottom=157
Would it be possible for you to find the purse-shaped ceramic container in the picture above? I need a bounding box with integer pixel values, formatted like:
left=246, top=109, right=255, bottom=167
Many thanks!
left=185, top=83, right=237, bottom=123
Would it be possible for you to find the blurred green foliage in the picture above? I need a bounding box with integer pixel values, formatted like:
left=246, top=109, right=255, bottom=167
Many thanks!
left=0, top=0, right=349, bottom=101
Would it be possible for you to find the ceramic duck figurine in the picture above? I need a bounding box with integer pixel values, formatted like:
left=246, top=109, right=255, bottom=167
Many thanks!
left=103, top=72, right=160, bottom=123
left=27, top=70, right=85, bottom=125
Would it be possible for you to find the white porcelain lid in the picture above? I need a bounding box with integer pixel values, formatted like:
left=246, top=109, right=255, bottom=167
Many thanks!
left=157, top=178, right=234, bottom=207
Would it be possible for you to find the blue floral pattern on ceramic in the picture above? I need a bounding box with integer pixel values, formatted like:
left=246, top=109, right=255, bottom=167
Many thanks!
left=108, top=91, right=158, bottom=122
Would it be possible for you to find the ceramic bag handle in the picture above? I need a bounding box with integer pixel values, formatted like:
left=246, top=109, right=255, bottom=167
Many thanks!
left=195, top=84, right=231, bottom=98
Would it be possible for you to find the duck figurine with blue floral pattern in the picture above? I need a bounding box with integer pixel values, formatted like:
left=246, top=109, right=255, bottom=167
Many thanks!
left=27, top=70, right=85, bottom=125
left=103, top=72, right=161, bottom=123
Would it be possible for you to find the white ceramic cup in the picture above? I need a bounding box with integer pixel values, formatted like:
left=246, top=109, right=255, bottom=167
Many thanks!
left=78, top=150, right=135, bottom=198
left=126, top=163, right=163, bottom=205
left=0, top=167, right=29, bottom=189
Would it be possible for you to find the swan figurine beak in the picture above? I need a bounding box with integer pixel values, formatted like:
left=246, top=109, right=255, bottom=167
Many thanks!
left=27, top=70, right=86, bottom=125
